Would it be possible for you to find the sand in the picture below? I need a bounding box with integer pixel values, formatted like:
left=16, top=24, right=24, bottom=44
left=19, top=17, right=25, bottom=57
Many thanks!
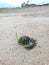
left=0, top=7, right=49, bottom=65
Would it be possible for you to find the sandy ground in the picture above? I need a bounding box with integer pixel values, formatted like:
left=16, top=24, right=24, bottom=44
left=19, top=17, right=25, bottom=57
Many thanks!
left=0, top=7, right=49, bottom=65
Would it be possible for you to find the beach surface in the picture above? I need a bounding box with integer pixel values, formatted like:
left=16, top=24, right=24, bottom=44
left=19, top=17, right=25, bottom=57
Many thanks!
left=0, top=7, right=49, bottom=65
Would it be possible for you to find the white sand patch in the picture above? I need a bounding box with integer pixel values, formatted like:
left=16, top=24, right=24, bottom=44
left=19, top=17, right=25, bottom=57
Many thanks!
left=0, top=8, right=49, bottom=65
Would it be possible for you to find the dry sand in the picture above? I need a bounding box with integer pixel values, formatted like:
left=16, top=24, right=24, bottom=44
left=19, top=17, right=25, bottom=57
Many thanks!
left=0, top=7, right=49, bottom=65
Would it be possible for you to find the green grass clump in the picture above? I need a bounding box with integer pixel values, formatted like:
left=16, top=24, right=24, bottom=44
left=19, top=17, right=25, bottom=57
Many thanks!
left=16, top=33, right=19, bottom=41
left=0, top=8, right=8, bottom=12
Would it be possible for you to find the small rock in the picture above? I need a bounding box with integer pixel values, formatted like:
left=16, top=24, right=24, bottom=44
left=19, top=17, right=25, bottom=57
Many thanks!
left=18, top=36, right=37, bottom=50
